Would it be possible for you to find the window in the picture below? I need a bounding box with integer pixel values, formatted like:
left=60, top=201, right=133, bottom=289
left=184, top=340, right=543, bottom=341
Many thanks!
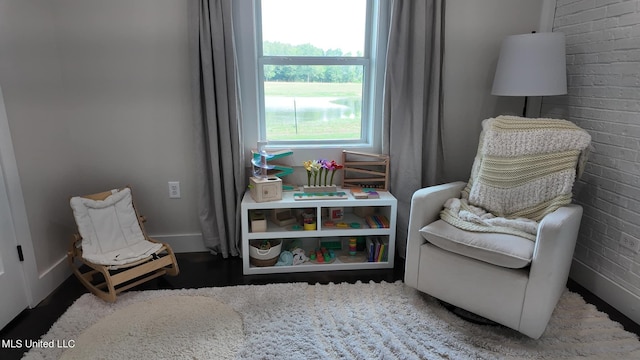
left=234, top=0, right=389, bottom=158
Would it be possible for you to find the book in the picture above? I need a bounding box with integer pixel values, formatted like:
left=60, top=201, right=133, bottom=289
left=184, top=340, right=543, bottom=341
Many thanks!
left=366, top=238, right=375, bottom=262
left=377, top=238, right=389, bottom=262
left=373, top=238, right=381, bottom=262
left=364, top=237, right=389, bottom=262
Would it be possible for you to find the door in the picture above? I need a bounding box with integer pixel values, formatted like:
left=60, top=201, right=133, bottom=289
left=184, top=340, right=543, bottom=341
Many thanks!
left=0, top=84, right=29, bottom=329
left=0, top=162, right=28, bottom=329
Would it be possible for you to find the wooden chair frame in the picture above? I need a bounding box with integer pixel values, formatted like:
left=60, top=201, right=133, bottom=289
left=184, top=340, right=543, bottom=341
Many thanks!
left=68, top=187, right=179, bottom=302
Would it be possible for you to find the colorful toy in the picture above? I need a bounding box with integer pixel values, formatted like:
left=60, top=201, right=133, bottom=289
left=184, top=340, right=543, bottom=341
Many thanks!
left=349, top=238, right=357, bottom=256
left=302, top=210, right=316, bottom=230
left=293, top=192, right=348, bottom=201
left=329, top=207, right=344, bottom=220
left=251, top=141, right=294, bottom=190
left=310, top=247, right=336, bottom=264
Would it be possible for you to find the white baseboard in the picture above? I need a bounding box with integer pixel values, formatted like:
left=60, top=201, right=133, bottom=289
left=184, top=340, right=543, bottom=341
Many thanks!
left=30, top=234, right=205, bottom=307
left=570, top=259, right=640, bottom=325
left=149, top=233, right=208, bottom=253
left=29, top=256, right=71, bottom=308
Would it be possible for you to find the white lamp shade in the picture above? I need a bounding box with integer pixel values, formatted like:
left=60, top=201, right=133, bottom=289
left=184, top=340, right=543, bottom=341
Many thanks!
left=491, top=32, right=567, bottom=96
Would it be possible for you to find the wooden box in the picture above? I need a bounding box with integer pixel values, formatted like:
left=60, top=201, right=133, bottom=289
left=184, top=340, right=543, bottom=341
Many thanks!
left=249, top=176, right=282, bottom=203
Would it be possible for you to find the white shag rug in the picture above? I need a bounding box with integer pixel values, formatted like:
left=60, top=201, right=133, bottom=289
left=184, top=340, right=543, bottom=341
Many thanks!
left=23, top=281, right=640, bottom=360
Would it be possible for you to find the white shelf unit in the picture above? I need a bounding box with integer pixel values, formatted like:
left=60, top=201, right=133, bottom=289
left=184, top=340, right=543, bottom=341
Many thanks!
left=241, top=190, right=397, bottom=275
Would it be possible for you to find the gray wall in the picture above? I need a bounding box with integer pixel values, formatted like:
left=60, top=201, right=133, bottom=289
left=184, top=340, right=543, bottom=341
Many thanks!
left=442, top=0, right=545, bottom=182
left=0, top=0, right=562, bottom=304
left=544, top=0, right=640, bottom=324
left=0, top=0, right=200, bottom=279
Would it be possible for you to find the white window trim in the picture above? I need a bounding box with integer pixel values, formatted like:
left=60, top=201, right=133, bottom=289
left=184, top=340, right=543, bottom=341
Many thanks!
left=233, top=0, right=389, bottom=164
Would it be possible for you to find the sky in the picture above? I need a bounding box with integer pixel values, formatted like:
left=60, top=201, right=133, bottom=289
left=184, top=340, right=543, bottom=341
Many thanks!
left=261, top=0, right=366, bottom=55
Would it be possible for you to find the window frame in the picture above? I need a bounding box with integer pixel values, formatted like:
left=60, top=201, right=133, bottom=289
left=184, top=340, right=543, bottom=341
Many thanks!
left=233, top=0, right=389, bottom=163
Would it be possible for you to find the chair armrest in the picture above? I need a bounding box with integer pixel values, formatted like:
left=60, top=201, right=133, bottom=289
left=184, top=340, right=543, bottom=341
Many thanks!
left=404, top=182, right=466, bottom=287
left=520, top=204, right=583, bottom=338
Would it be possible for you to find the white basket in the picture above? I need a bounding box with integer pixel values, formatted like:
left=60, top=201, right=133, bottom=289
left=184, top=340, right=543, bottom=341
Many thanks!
left=249, top=239, right=282, bottom=266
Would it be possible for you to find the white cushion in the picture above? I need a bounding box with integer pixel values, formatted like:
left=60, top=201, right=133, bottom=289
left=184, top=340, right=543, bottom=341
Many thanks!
left=70, top=188, right=162, bottom=266
left=419, top=220, right=533, bottom=269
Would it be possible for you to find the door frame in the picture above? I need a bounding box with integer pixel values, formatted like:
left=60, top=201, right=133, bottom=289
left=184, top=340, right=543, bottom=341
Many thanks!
left=0, top=84, right=38, bottom=308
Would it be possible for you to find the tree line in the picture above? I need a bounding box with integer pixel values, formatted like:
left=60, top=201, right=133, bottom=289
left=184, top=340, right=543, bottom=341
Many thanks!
left=263, top=41, right=363, bottom=83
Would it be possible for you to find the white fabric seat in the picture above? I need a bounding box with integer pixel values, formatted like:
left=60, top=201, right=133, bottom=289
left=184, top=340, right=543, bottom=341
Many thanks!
left=420, top=220, right=534, bottom=269
left=70, top=188, right=162, bottom=267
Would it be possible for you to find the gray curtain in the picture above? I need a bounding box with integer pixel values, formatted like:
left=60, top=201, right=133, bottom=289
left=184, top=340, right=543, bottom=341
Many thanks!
left=383, top=0, right=445, bottom=258
left=189, top=0, right=245, bottom=257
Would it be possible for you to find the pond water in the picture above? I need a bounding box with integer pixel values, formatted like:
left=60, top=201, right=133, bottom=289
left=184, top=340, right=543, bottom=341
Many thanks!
left=265, top=96, right=362, bottom=140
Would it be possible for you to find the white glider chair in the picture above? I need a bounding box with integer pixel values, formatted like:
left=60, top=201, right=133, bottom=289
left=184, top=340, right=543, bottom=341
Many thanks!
left=404, top=116, right=590, bottom=339
left=69, top=186, right=179, bottom=302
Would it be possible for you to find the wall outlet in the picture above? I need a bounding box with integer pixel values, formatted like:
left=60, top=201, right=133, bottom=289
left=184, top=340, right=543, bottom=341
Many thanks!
left=168, top=181, right=181, bottom=199
left=620, top=233, right=640, bottom=253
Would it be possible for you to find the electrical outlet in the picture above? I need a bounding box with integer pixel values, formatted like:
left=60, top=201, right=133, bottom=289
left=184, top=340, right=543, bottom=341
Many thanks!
left=620, top=233, right=640, bottom=253
left=168, top=181, right=181, bottom=199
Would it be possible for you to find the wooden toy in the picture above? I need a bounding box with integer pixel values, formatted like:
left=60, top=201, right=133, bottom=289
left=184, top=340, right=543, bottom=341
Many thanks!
left=271, top=208, right=296, bottom=226
left=249, top=176, right=282, bottom=203
left=341, top=150, right=389, bottom=191
left=250, top=210, right=267, bottom=232
left=293, top=192, right=348, bottom=201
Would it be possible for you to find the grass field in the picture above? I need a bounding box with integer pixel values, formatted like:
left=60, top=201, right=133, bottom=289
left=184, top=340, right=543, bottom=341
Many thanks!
left=264, top=82, right=363, bottom=141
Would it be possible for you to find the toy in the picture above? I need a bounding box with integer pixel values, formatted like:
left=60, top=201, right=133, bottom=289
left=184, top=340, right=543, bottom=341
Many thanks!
left=249, top=211, right=267, bottom=232
left=319, top=238, right=341, bottom=250
left=302, top=210, right=316, bottom=230
left=275, top=251, right=294, bottom=266
left=251, top=142, right=294, bottom=190
left=341, top=150, right=389, bottom=191
left=291, top=248, right=309, bottom=265
left=349, top=238, right=357, bottom=255
left=329, top=207, right=344, bottom=220
left=271, top=208, right=296, bottom=226
left=249, top=176, right=282, bottom=203
left=310, top=247, right=336, bottom=264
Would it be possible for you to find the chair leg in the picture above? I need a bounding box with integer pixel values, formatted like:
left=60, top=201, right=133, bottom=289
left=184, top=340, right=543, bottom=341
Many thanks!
left=70, top=264, right=117, bottom=302
left=162, top=244, right=180, bottom=276
left=67, top=243, right=179, bottom=302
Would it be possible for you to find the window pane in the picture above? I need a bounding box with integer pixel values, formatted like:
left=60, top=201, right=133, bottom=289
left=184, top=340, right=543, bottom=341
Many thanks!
left=264, top=65, right=363, bottom=141
left=261, top=0, right=367, bottom=57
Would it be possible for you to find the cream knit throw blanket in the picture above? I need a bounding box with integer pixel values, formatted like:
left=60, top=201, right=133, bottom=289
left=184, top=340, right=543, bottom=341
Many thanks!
left=441, top=116, right=591, bottom=241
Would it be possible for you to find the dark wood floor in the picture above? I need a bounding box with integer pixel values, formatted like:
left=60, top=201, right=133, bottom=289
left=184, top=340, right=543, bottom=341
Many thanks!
left=1, top=253, right=638, bottom=360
